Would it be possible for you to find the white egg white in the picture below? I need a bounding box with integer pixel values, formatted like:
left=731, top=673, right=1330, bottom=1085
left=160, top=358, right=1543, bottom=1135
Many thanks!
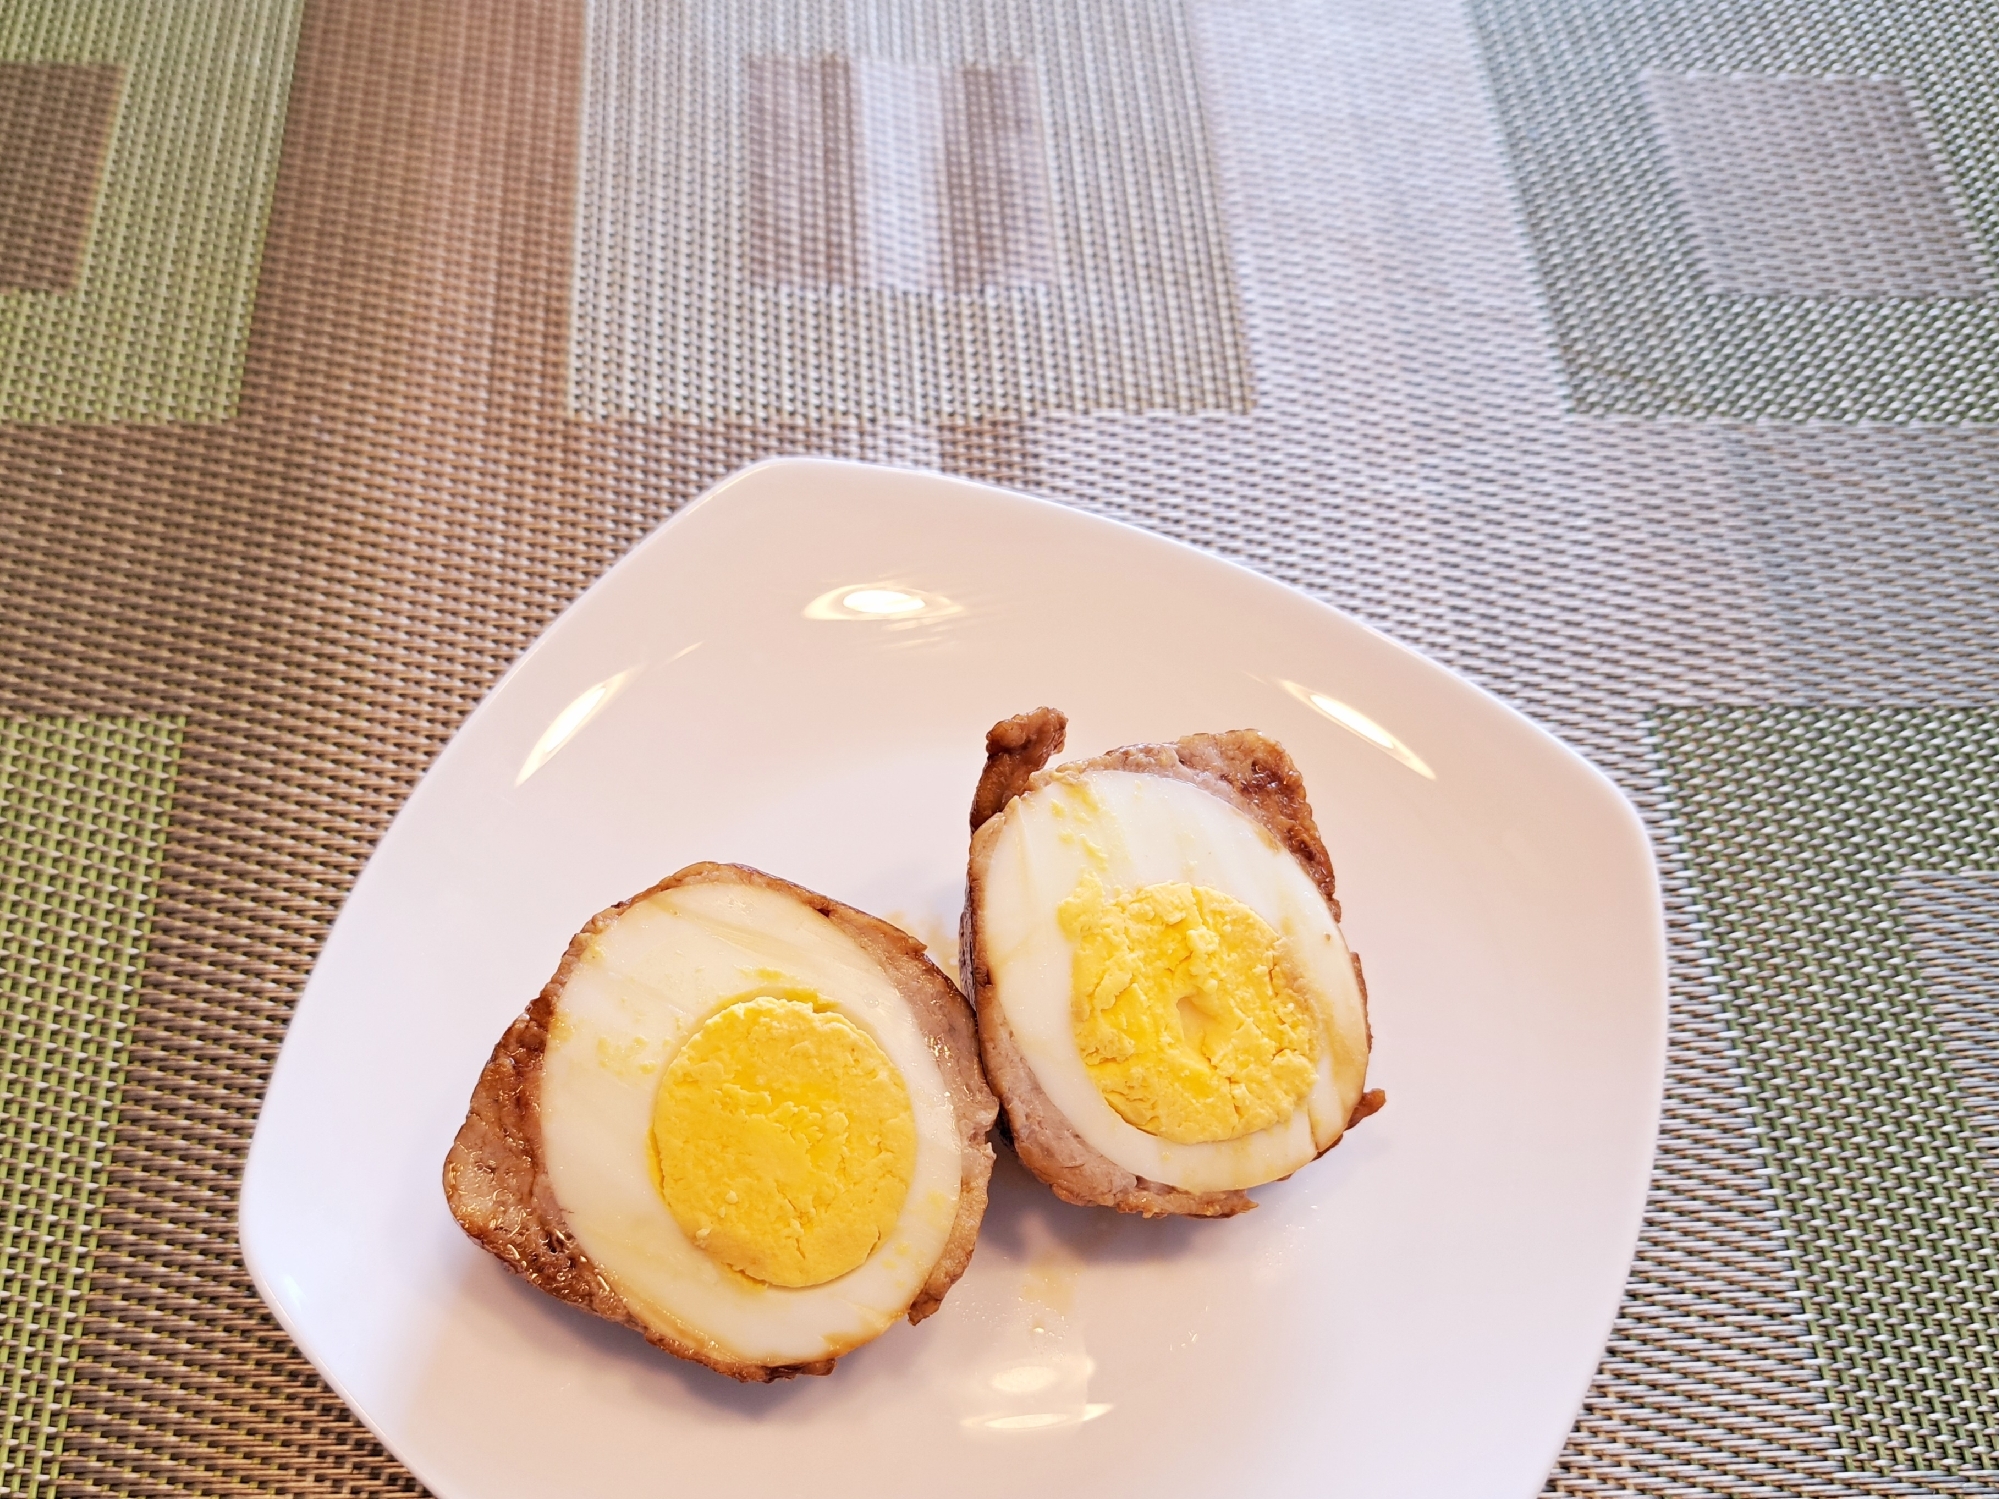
left=537, top=879, right=963, bottom=1366
left=981, top=769, right=1370, bottom=1192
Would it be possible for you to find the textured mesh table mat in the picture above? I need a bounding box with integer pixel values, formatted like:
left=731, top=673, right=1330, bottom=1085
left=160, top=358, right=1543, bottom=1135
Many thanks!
left=2, top=0, right=1997, bottom=1494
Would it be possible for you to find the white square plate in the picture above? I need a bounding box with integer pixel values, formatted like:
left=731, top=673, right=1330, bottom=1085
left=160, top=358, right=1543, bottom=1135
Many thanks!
left=241, top=458, right=1664, bottom=1499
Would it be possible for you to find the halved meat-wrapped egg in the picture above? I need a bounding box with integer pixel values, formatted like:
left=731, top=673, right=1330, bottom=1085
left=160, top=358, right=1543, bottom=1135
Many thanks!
left=963, top=710, right=1382, bottom=1218
left=444, top=863, right=997, bottom=1381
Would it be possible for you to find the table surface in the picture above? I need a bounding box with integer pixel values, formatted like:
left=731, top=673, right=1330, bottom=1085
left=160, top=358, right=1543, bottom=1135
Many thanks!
left=2, top=1, right=1996, bottom=1496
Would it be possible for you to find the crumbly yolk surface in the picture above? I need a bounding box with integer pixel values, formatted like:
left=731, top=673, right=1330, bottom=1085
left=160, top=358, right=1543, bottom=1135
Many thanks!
left=1061, top=875, right=1319, bottom=1144
left=650, top=995, right=916, bottom=1288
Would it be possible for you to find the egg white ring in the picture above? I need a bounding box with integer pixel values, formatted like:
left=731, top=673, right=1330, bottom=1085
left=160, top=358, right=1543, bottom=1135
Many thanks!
left=538, top=880, right=963, bottom=1366
left=982, top=770, right=1370, bottom=1192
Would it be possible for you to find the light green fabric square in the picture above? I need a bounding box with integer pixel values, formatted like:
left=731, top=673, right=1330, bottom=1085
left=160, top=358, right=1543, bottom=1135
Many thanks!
left=0, top=1, right=304, bottom=424
left=0, top=717, right=182, bottom=1496
left=1653, top=707, right=1999, bottom=1474
left=1470, top=0, right=1999, bottom=421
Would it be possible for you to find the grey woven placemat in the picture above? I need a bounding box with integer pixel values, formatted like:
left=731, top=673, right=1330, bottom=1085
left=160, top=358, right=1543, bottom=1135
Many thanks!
left=1, top=0, right=1995, bottom=1493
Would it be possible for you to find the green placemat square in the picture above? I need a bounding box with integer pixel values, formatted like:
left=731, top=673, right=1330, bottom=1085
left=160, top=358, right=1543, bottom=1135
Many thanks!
left=0, top=0, right=303, bottom=424
left=1471, top=0, right=1999, bottom=421
left=1, top=716, right=181, bottom=1497
left=1654, top=706, right=1999, bottom=1476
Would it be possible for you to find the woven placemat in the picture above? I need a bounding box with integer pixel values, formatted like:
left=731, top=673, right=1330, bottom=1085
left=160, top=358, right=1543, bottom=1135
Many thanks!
left=1, top=0, right=1995, bottom=1494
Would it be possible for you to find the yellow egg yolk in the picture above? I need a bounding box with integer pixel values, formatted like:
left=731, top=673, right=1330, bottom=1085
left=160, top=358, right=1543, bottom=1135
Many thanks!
left=650, top=995, right=917, bottom=1289
left=1060, top=874, right=1319, bottom=1145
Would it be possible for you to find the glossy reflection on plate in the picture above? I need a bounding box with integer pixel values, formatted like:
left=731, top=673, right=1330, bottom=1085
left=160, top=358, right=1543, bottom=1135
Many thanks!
left=803, top=582, right=963, bottom=623
left=1274, top=677, right=1436, bottom=781
left=515, top=668, right=638, bottom=785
